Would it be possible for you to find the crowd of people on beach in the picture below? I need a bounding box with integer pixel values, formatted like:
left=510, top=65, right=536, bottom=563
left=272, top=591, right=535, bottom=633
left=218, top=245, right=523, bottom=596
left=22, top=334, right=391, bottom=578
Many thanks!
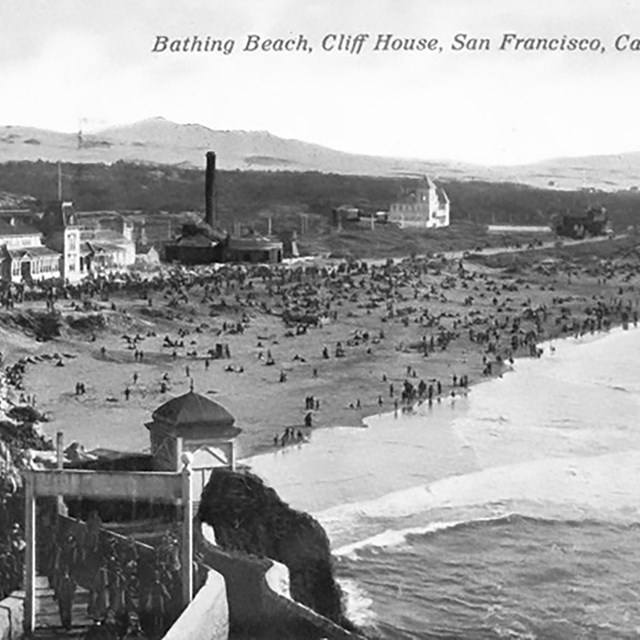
left=1, top=243, right=640, bottom=453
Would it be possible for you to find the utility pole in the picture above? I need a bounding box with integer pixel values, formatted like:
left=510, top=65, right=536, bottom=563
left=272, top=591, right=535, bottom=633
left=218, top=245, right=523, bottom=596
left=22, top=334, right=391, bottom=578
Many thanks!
left=57, top=162, right=62, bottom=201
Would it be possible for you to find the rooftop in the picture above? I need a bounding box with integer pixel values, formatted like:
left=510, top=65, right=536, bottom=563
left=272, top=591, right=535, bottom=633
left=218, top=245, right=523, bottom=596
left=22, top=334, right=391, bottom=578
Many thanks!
left=148, top=390, right=241, bottom=440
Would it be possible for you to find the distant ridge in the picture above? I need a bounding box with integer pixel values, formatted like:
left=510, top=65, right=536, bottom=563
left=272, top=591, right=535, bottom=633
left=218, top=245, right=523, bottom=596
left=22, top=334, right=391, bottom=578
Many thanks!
left=0, top=117, right=638, bottom=191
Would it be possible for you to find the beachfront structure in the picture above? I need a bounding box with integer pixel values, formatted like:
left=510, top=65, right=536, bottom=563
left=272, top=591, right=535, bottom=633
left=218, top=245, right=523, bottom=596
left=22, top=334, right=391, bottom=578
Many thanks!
left=0, top=201, right=140, bottom=284
left=78, top=230, right=136, bottom=275
left=0, top=220, right=61, bottom=282
left=227, top=233, right=283, bottom=263
left=165, top=230, right=222, bottom=264
left=146, top=390, right=242, bottom=474
left=388, top=176, right=450, bottom=229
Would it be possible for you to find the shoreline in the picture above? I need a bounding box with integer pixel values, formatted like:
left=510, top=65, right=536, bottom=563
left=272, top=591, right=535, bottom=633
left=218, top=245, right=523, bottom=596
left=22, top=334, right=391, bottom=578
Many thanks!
left=245, top=323, right=640, bottom=557
left=244, top=321, right=632, bottom=502
left=0, top=245, right=636, bottom=463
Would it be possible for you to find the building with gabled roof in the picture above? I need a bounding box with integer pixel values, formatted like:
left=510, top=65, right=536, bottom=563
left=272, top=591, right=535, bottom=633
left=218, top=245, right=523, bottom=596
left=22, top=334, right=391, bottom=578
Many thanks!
left=388, top=176, right=450, bottom=228
left=0, top=220, right=61, bottom=282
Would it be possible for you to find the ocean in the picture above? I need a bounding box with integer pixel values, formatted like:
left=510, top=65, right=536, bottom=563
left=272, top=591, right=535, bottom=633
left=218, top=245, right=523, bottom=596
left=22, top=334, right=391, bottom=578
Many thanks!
left=246, top=327, right=640, bottom=639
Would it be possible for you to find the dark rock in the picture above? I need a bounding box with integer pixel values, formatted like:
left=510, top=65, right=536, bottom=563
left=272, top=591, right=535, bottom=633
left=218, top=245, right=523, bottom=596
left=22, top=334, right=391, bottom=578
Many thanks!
left=198, top=468, right=353, bottom=630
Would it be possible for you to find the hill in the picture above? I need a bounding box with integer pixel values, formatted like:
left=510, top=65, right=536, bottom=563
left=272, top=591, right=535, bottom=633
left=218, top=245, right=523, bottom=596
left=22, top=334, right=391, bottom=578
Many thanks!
left=0, top=117, right=470, bottom=180
left=2, top=117, right=640, bottom=191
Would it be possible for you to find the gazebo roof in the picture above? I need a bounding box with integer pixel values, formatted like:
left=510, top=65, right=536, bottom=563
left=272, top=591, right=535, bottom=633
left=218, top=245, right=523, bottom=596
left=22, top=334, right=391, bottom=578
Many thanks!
left=148, top=390, right=241, bottom=439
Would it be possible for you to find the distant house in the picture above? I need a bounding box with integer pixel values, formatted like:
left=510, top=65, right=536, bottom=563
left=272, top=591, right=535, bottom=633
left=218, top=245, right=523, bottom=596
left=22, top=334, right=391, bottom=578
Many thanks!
left=553, top=207, right=609, bottom=239
left=388, top=177, right=450, bottom=229
left=332, top=205, right=361, bottom=226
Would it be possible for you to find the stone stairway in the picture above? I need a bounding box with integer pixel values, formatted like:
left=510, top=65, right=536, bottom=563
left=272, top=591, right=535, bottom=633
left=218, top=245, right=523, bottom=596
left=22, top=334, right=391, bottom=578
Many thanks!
left=30, top=576, right=92, bottom=639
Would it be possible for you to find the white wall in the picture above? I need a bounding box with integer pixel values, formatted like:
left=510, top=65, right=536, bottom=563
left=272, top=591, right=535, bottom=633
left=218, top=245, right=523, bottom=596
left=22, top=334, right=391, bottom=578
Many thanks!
left=162, top=569, right=229, bottom=640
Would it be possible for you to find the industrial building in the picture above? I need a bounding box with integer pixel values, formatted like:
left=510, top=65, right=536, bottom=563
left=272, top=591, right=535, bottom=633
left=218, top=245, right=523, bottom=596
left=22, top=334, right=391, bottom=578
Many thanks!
left=164, top=151, right=284, bottom=265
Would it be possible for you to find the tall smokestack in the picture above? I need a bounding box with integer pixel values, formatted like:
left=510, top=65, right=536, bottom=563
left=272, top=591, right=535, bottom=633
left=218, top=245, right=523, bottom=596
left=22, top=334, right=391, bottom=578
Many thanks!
left=205, top=151, right=216, bottom=227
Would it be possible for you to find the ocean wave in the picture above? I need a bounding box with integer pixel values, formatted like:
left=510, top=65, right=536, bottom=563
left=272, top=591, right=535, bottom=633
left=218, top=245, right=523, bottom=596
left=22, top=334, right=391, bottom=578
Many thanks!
left=333, top=510, right=640, bottom=559
left=333, top=514, right=517, bottom=558
left=318, top=449, right=640, bottom=550
left=337, top=577, right=376, bottom=627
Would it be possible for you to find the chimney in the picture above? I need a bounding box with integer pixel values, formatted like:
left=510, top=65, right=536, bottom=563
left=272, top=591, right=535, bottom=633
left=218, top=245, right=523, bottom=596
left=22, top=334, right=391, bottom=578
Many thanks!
left=205, top=152, right=216, bottom=227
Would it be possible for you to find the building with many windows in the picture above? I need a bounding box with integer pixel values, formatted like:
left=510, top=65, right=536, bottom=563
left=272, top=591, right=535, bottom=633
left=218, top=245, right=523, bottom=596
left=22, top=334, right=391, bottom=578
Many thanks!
left=388, top=177, right=450, bottom=229
left=0, top=220, right=61, bottom=282
left=0, top=201, right=138, bottom=284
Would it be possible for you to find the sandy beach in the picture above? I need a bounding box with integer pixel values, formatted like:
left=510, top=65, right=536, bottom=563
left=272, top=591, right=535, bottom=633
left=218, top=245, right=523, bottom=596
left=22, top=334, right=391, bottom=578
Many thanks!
left=0, top=239, right=638, bottom=463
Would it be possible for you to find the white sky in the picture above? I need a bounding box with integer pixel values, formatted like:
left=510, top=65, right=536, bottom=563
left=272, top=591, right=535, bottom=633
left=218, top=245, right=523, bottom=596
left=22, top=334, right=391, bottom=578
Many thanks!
left=2, top=0, right=640, bottom=165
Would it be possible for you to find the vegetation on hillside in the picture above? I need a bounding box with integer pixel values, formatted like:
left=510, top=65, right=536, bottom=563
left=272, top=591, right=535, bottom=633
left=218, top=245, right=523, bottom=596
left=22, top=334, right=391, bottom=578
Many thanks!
left=0, top=160, right=639, bottom=234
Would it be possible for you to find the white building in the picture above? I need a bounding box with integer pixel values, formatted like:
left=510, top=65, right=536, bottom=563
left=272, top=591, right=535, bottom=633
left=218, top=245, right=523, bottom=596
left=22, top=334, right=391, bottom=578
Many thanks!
left=388, top=177, right=450, bottom=229
left=0, top=202, right=139, bottom=284
left=0, top=221, right=61, bottom=282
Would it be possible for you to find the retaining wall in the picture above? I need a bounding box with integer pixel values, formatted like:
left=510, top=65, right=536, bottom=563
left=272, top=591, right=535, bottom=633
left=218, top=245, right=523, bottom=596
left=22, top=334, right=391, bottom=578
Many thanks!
left=162, top=569, right=228, bottom=640
left=0, top=591, right=24, bottom=640
left=196, top=521, right=364, bottom=640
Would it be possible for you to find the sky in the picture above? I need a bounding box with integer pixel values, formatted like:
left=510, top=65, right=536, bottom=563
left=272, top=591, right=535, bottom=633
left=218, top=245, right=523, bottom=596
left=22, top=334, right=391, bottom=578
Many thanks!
left=2, top=0, right=640, bottom=165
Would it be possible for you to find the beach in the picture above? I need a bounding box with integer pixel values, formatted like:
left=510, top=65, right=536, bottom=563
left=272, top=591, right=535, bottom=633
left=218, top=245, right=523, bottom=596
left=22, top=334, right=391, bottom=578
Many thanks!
left=247, top=326, right=640, bottom=638
left=2, top=241, right=640, bottom=637
left=1, top=240, right=636, bottom=463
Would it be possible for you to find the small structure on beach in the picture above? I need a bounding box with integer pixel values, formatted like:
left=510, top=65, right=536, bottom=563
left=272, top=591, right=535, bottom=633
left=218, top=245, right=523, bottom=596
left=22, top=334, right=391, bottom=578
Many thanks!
left=146, top=389, right=241, bottom=473
left=227, top=231, right=283, bottom=263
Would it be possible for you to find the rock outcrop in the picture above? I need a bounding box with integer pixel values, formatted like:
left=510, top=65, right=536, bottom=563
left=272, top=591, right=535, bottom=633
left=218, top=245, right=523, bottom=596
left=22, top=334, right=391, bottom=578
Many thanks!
left=198, top=468, right=354, bottom=631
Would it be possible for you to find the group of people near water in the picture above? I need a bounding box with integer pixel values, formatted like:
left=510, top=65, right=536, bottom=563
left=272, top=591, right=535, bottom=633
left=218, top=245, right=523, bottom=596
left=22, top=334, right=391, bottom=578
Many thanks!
left=3, top=244, right=640, bottom=457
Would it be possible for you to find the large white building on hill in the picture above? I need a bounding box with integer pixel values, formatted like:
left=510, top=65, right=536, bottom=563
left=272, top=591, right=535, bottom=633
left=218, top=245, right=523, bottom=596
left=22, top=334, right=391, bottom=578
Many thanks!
left=388, top=177, right=450, bottom=229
